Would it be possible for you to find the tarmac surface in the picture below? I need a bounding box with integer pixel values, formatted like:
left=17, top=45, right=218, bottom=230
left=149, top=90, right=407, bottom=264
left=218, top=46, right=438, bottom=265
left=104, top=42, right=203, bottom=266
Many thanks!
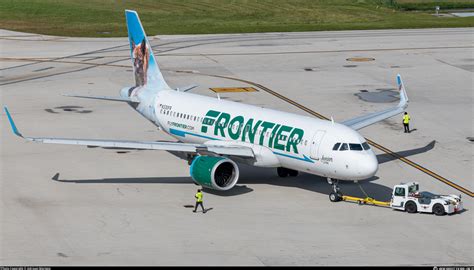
left=1, top=28, right=473, bottom=266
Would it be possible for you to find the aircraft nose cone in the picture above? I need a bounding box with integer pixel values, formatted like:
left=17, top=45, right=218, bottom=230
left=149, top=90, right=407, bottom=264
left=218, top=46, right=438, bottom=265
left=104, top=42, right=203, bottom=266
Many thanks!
left=359, top=153, right=378, bottom=179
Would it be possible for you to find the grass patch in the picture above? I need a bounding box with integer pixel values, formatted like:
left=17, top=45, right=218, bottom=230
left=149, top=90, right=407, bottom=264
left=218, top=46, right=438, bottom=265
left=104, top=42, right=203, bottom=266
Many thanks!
left=0, top=0, right=473, bottom=37
left=394, top=0, right=474, bottom=10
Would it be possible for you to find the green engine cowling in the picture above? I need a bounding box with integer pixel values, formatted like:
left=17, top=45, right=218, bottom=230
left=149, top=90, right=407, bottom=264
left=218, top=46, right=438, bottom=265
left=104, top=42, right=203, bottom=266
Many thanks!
left=189, top=156, right=239, bottom=191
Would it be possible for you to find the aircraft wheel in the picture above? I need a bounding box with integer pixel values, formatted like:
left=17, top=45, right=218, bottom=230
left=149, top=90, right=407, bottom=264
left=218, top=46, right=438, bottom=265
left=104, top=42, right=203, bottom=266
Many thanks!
left=433, top=203, right=445, bottom=216
left=329, top=192, right=341, bottom=202
left=405, top=201, right=417, bottom=213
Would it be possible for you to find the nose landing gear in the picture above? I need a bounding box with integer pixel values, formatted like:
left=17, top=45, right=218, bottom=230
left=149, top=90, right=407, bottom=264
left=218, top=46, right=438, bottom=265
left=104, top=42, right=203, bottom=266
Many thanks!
left=328, top=178, right=343, bottom=202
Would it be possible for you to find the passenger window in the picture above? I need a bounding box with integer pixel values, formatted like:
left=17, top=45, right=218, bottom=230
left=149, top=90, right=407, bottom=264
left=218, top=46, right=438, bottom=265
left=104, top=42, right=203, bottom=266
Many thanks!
left=394, top=187, right=405, bottom=197
left=339, top=143, right=348, bottom=151
left=362, top=142, right=370, bottom=150
left=332, top=143, right=341, bottom=151
left=349, top=143, right=363, bottom=151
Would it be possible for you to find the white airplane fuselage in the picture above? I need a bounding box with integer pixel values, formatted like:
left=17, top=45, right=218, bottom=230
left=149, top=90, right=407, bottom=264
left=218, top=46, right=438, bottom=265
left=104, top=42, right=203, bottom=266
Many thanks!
left=123, top=87, right=379, bottom=181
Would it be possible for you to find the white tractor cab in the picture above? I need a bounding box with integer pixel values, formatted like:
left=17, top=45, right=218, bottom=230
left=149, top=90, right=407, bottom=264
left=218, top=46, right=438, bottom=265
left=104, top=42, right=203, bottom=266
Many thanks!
left=390, top=182, right=463, bottom=215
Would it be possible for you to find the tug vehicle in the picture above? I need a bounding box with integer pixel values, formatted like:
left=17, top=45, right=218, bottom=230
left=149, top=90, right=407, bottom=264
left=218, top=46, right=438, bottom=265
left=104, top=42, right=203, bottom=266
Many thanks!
left=390, top=182, right=463, bottom=215
left=340, top=182, right=463, bottom=216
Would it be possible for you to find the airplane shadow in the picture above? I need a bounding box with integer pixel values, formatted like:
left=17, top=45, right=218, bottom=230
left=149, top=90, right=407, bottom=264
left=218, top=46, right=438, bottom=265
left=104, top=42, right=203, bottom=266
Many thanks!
left=50, top=141, right=437, bottom=200
left=51, top=166, right=392, bottom=200
left=376, top=140, right=435, bottom=164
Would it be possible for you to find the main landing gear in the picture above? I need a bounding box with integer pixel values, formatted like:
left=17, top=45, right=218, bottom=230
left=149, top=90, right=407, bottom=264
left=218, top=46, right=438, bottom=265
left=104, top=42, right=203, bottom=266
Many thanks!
left=328, top=178, right=343, bottom=202
left=277, top=167, right=299, bottom=177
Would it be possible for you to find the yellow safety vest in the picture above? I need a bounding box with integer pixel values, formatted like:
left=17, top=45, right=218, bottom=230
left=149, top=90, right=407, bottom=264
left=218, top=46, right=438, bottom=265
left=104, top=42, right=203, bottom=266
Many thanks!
left=403, top=114, right=410, bottom=124
left=195, top=192, right=203, bottom=203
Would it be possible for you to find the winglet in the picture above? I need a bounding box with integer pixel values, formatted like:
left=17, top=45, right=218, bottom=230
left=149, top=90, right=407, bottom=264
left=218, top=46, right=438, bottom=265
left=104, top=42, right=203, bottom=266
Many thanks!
left=4, top=106, right=23, bottom=137
left=397, top=74, right=409, bottom=109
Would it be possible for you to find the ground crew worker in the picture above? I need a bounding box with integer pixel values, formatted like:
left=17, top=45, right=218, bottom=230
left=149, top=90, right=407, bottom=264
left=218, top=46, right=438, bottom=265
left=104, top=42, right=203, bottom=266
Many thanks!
left=193, top=189, right=206, bottom=213
left=403, top=112, right=410, bottom=133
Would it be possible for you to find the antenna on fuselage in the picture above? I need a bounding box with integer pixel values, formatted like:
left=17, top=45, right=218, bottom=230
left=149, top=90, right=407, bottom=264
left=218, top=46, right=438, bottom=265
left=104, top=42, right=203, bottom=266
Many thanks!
left=331, top=116, right=334, bottom=125
left=216, top=93, right=221, bottom=100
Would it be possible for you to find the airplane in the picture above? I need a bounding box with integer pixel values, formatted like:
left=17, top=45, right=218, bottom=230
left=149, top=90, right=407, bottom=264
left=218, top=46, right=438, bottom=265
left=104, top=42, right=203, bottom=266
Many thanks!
left=4, top=10, right=409, bottom=202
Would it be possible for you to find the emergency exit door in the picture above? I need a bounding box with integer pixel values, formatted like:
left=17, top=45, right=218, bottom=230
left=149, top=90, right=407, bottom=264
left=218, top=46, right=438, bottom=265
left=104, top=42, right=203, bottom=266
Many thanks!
left=310, top=130, right=326, bottom=160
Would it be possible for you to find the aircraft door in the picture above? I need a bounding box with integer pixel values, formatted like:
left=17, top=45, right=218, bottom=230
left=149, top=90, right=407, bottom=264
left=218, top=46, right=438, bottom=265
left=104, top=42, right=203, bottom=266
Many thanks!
left=310, top=130, right=326, bottom=160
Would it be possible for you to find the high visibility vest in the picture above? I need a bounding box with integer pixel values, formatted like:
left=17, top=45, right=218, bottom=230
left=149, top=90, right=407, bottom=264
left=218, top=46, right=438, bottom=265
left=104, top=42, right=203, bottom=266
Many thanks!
left=195, top=192, right=203, bottom=203
left=403, top=114, right=410, bottom=124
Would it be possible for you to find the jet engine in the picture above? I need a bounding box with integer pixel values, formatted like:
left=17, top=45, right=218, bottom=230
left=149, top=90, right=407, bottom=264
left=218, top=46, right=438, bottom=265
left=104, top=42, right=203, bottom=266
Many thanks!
left=190, top=156, right=239, bottom=191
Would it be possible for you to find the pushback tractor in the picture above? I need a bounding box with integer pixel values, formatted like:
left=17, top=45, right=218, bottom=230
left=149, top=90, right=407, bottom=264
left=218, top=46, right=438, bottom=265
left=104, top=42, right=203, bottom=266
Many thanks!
left=337, top=181, right=463, bottom=216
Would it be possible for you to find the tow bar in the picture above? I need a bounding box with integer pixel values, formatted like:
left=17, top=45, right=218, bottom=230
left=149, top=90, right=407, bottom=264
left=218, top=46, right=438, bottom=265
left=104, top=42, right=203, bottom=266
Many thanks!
left=341, top=183, right=390, bottom=207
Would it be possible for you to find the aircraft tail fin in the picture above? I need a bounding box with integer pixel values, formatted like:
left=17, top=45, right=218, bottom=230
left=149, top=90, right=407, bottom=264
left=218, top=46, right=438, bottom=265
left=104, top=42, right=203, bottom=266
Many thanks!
left=396, top=74, right=409, bottom=108
left=125, top=10, right=170, bottom=91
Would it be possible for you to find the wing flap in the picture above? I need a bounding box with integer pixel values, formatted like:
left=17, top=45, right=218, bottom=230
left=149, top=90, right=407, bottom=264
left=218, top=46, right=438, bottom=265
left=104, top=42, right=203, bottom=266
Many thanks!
left=25, top=137, right=254, bottom=157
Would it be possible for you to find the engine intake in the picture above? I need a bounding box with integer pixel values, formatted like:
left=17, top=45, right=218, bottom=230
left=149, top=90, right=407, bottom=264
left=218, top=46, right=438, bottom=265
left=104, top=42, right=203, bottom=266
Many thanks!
left=190, top=156, right=239, bottom=191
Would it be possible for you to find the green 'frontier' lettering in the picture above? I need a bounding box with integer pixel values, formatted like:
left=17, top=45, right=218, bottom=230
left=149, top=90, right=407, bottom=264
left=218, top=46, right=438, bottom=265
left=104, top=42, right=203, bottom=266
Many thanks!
left=259, top=121, right=275, bottom=146
left=268, top=124, right=281, bottom=148
left=201, top=110, right=220, bottom=133
left=199, top=109, right=305, bottom=154
left=214, top=112, right=230, bottom=137
left=274, top=125, right=292, bottom=151
left=286, top=128, right=304, bottom=154
left=242, top=119, right=261, bottom=144
left=228, top=116, right=244, bottom=140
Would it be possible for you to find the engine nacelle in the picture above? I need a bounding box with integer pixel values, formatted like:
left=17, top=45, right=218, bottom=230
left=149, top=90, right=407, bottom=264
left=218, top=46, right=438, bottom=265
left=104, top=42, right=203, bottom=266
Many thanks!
left=190, top=156, right=239, bottom=191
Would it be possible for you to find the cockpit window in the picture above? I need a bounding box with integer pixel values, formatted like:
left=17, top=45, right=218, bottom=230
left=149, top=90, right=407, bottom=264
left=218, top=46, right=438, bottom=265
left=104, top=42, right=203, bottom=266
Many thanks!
left=349, top=143, right=363, bottom=151
left=332, top=143, right=341, bottom=151
left=339, top=143, right=348, bottom=151
left=362, top=142, right=370, bottom=150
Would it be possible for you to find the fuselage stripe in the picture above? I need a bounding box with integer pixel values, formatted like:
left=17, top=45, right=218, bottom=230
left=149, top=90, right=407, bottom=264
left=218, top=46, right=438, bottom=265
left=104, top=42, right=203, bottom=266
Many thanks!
left=168, top=127, right=312, bottom=163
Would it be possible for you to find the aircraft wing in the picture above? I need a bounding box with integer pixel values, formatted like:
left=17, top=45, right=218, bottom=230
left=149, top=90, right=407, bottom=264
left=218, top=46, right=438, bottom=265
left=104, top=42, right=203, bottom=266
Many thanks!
left=3, top=107, right=254, bottom=158
left=341, top=74, right=409, bottom=130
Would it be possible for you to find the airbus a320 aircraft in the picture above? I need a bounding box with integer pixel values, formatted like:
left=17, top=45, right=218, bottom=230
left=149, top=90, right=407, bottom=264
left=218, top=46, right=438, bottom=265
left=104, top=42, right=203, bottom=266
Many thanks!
left=5, top=10, right=409, bottom=202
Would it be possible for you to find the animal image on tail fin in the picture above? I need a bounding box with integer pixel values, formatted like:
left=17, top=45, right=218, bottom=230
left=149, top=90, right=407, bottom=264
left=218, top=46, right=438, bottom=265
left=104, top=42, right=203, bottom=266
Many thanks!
left=125, top=10, right=171, bottom=94
left=131, top=39, right=149, bottom=86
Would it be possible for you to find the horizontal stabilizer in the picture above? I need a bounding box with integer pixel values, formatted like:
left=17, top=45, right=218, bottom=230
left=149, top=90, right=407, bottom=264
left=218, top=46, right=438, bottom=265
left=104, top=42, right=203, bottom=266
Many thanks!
left=175, top=84, right=198, bottom=92
left=63, top=94, right=139, bottom=104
